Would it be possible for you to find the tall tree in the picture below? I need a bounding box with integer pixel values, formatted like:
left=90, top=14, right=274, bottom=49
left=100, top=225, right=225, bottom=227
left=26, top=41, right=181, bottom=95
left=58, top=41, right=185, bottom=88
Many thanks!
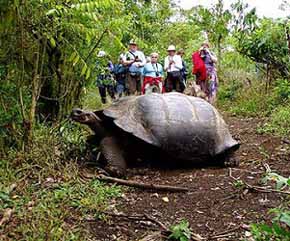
left=0, top=0, right=132, bottom=146
left=186, top=0, right=232, bottom=60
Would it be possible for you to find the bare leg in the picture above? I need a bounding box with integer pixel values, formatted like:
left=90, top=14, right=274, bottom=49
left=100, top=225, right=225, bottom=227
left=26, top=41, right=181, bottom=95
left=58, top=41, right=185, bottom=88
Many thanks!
left=158, top=82, right=163, bottom=93
left=100, top=136, right=127, bottom=177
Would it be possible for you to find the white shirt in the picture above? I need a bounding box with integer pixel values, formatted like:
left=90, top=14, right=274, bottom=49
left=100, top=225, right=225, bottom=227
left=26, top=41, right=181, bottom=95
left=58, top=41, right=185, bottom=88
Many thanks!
left=164, top=55, right=183, bottom=72
left=122, top=50, right=146, bottom=73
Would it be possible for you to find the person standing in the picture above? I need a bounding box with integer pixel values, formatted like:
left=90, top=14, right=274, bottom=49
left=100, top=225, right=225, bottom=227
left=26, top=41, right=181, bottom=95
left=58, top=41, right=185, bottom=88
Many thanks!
left=122, top=40, right=146, bottom=95
left=192, top=48, right=207, bottom=97
left=164, top=45, right=183, bottom=92
left=142, top=52, right=163, bottom=94
left=177, top=49, right=188, bottom=93
left=199, top=43, right=218, bottom=104
left=95, top=50, right=115, bottom=104
left=113, top=54, right=127, bottom=99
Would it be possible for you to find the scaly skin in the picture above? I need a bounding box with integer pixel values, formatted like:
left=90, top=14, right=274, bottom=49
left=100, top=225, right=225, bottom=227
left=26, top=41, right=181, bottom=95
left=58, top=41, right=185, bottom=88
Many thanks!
left=100, top=136, right=127, bottom=177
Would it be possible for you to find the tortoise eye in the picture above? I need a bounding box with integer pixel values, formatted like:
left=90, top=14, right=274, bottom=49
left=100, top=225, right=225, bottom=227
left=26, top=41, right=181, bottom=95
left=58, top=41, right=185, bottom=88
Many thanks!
left=73, top=109, right=82, bottom=115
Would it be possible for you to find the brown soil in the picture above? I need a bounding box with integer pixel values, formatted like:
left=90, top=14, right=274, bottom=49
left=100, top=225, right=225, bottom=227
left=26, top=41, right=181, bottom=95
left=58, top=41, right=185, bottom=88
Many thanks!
left=87, top=115, right=290, bottom=241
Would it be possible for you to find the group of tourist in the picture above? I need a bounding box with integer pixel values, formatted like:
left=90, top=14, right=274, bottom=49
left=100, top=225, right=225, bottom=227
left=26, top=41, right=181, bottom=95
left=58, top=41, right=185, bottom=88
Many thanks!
left=95, top=40, right=218, bottom=104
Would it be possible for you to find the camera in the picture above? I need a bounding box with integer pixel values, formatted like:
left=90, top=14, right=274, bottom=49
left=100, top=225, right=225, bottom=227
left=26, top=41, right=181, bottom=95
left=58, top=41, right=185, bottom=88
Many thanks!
left=200, top=49, right=207, bottom=58
left=134, top=56, right=141, bottom=62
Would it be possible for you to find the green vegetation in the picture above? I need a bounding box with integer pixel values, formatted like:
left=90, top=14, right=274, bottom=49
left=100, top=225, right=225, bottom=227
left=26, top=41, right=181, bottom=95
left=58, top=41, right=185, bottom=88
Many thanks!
left=250, top=208, right=290, bottom=241
left=249, top=172, right=290, bottom=241
left=169, top=220, right=193, bottom=241
left=0, top=123, right=122, bottom=240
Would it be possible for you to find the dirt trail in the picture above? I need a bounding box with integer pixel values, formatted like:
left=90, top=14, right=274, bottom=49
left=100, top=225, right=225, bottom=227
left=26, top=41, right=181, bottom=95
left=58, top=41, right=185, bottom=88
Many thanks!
left=88, top=116, right=290, bottom=241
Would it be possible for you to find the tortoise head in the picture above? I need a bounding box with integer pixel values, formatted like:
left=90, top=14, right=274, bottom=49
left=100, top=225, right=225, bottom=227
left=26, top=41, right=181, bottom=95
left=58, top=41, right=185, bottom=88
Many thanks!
left=71, top=108, right=106, bottom=139
left=71, top=108, right=100, bottom=125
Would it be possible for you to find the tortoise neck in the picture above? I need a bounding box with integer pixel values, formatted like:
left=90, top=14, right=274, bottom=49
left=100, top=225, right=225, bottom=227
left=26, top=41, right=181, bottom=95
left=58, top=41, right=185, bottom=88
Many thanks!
left=88, top=121, right=107, bottom=140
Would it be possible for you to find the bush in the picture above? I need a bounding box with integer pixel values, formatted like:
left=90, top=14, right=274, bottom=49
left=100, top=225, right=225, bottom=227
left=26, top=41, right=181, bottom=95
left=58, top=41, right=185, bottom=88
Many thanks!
left=81, top=85, right=104, bottom=110
left=0, top=122, right=122, bottom=241
left=226, top=85, right=274, bottom=117
left=218, top=79, right=290, bottom=118
left=249, top=172, right=290, bottom=240
left=218, top=80, right=243, bottom=102
left=257, top=104, right=290, bottom=136
left=0, top=81, right=30, bottom=150
left=274, top=79, right=290, bottom=102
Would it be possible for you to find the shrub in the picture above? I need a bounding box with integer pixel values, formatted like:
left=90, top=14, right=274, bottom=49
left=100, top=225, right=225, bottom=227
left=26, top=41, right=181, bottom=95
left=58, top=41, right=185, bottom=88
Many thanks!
left=169, top=220, right=193, bottom=241
left=250, top=172, right=290, bottom=240
left=0, top=81, right=30, bottom=150
left=257, top=104, right=290, bottom=136
left=218, top=80, right=243, bottom=102
left=0, top=122, right=122, bottom=241
left=273, top=79, right=290, bottom=102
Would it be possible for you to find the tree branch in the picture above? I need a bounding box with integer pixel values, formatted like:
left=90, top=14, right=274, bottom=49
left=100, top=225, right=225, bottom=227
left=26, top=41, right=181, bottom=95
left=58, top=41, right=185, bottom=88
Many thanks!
left=229, top=168, right=290, bottom=195
left=97, top=174, right=189, bottom=192
left=85, top=28, right=108, bottom=62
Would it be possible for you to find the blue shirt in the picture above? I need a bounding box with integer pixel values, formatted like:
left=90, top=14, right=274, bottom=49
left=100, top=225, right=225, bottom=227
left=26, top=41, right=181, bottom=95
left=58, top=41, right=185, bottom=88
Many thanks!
left=113, top=64, right=127, bottom=82
left=143, top=63, right=163, bottom=78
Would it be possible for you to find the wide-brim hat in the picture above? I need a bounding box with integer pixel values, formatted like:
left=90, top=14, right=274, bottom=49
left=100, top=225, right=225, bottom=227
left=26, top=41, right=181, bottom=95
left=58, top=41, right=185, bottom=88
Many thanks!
left=167, top=45, right=176, bottom=51
left=129, top=39, right=137, bottom=45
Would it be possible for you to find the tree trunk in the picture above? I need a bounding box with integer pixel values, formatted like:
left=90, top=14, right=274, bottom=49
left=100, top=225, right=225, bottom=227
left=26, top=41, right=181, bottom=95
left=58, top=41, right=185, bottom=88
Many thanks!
left=27, top=47, right=40, bottom=146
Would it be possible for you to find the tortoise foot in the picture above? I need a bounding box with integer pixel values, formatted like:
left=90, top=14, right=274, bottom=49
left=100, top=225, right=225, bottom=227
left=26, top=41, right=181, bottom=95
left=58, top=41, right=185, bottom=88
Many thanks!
left=224, top=156, right=240, bottom=167
left=105, top=166, right=126, bottom=177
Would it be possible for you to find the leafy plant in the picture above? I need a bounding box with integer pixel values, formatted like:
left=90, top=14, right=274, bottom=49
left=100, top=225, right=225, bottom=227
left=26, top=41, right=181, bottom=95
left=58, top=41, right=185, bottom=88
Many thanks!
left=232, top=179, right=245, bottom=189
left=262, top=172, right=290, bottom=190
left=274, top=79, right=290, bottom=101
left=250, top=208, right=290, bottom=240
left=0, top=122, right=122, bottom=241
left=250, top=172, right=290, bottom=240
left=169, top=220, right=193, bottom=241
left=257, top=104, right=290, bottom=136
left=218, top=80, right=243, bottom=102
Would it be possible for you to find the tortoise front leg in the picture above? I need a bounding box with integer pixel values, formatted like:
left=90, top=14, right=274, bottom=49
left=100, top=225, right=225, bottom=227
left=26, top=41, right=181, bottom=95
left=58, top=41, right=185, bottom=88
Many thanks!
left=224, top=155, right=240, bottom=167
left=100, top=136, right=127, bottom=177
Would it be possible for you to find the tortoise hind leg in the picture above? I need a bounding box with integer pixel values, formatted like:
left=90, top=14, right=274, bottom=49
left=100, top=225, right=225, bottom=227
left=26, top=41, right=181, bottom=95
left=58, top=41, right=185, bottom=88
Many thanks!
left=100, top=136, right=127, bottom=177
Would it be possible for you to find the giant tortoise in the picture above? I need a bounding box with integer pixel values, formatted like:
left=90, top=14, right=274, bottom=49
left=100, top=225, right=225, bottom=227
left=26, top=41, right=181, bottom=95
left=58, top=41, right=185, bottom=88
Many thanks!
left=71, top=92, right=240, bottom=176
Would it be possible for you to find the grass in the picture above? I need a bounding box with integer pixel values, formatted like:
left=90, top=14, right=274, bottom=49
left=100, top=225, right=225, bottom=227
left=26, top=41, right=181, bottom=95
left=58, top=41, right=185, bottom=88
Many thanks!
left=218, top=79, right=290, bottom=137
left=0, top=121, right=122, bottom=241
left=257, top=104, right=290, bottom=137
left=218, top=82, right=276, bottom=117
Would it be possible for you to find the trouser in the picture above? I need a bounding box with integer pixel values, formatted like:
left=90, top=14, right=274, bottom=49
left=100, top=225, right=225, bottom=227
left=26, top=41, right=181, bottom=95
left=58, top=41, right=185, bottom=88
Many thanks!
left=126, top=73, right=141, bottom=95
left=98, top=85, right=115, bottom=104
left=165, top=71, right=182, bottom=92
left=180, top=78, right=186, bottom=93
left=116, top=83, right=125, bottom=95
left=115, top=79, right=126, bottom=98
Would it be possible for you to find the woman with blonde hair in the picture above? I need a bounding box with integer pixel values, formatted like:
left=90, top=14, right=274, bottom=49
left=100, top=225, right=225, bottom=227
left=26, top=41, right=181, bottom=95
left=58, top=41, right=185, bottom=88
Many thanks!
left=142, top=52, right=164, bottom=94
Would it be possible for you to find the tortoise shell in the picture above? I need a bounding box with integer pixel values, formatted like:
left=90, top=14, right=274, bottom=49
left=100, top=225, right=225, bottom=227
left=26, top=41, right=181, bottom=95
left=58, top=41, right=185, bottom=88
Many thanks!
left=103, top=92, right=239, bottom=161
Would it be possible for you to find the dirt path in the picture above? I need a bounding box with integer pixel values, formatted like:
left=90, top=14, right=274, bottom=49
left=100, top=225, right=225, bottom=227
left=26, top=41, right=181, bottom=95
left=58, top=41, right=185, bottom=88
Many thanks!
left=87, top=116, right=290, bottom=241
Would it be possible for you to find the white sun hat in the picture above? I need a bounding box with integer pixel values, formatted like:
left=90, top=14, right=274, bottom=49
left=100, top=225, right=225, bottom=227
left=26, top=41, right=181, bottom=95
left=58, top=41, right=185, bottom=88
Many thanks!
left=97, top=50, right=106, bottom=57
left=167, top=45, right=176, bottom=51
